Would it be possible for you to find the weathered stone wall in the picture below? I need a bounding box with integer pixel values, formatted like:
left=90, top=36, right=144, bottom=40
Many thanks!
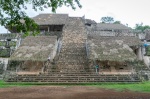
left=7, top=60, right=44, bottom=72
left=0, top=58, right=8, bottom=79
left=0, top=58, right=8, bottom=70
left=0, top=33, right=21, bottom=57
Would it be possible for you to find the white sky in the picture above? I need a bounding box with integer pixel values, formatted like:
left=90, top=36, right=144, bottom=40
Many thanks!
left=1, top=0, right=150, bottom=33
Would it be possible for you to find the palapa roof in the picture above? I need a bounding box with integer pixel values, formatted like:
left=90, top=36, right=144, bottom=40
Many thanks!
left=88, top=34, right=142, bottom=46
left=32, top=13, right=68, bottom=25
left=92, top=23, right=132, bottom=31
left=85, top=19, right=97, bottom=25
left=88, top=31, right=136, bottom=37
left=10, top=36, right=57, bottom=61
left=87, top=37, right=137, bottom=61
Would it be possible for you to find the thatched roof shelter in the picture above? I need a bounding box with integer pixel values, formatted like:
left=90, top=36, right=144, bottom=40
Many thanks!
left=32, top=14, right=68, bottom=25
left=88, top=35, right=142, bottom=46
left=10, top=36, right=57, bottom=61
left=87, top=30, right=136, bottom=37
left=93, top=23, right=132, bottom=31
left=87, top=37, right=138, bottom=62
left=85, top=19, right=97, bottom=25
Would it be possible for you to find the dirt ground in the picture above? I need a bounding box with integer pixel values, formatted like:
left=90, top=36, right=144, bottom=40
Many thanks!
left=0, top=86, right=150, bottom=99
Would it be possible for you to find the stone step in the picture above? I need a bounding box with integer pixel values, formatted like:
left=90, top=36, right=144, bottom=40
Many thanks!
left=48, top=68, right=92, bottom=71
left=11, top=76, right=139, bottom=81
left=53, top=68, right=87, bottom=72
left=56, top=65, right=87, bottom=69
left=58, top=56, right=87, bottom=59
left=59, top=52, right=86, bottom=56
left=61, top=46, right=86, bottom=50
left=57, top=61, right=87, bottom=64
left=14, top=73, right=140, bottom=76
left=60, top=50, right=87, bottom=55
left=60, top=45, right=85, bottom=49
left=58, top=60, right=87, bottom=63
left=62, top=33, right=86, bottom=37
left=6, top=74, right=141, bottom=83
left=58, top=53, right=87, bottom=57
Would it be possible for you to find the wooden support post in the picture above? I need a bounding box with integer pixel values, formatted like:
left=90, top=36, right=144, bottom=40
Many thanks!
left=137, top=46, right=142, bottom=60
left=48, top=26, right=50, bottom=32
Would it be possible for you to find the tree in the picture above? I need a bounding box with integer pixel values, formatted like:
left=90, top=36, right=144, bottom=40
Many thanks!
left=100, top=16, right=114, bottom=23
left=0, top=0, right=82, bottom=35
left=134, top=23, right=150, bottom=32
left=114, top=21, right=121, bottom=24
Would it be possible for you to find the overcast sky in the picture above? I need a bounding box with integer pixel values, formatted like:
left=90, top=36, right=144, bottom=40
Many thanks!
left=1, top=0, right=150, bottom=33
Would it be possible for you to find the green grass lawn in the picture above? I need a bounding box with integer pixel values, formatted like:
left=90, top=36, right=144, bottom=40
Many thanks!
left=92, top=82, right=150, bottom=92
left=0, top=80, right=32, bottom=88
left=0, top=80, right=11, bottom=88
left=0, top=80, right=150, bottom=92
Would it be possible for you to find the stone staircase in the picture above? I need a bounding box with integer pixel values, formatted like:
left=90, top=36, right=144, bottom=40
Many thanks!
left=53, top=17, right=89, bottom=72
left=6, top=73, right=141, bottom=83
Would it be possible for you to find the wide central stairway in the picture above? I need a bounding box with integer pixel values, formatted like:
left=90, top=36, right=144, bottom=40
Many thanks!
left=5, top=18, right=141, bottom=83
left=53, top=17, right=89, bottom=73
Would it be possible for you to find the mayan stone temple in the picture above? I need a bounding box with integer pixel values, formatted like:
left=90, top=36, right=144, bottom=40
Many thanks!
left=0, top=14, right=150, bottom=83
